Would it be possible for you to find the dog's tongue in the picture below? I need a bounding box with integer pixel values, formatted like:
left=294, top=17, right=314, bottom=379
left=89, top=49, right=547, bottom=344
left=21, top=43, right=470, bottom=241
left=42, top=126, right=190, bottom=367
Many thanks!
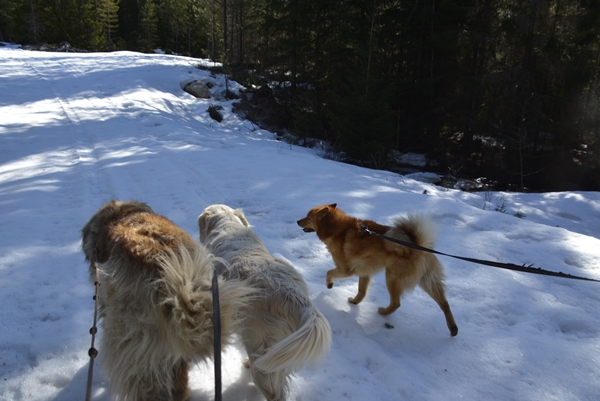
left=303, top=228, right=315, bottom=233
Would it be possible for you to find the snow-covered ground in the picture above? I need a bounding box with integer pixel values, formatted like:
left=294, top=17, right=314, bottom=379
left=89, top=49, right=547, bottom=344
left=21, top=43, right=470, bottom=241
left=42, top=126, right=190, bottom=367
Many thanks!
left=1, top=45, right=599, bottom=401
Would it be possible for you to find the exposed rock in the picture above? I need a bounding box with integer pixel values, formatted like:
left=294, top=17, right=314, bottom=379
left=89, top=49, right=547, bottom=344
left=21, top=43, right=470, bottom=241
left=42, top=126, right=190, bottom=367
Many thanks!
left=182, top=80, right=211, bottom=99
left=208, top=105, right=223, bottom=122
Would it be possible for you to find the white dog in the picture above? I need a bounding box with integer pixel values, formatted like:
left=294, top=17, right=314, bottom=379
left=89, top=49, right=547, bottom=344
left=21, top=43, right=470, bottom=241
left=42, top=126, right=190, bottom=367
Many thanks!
left=198, top=205, right=332, bottom=401
left=81, top=200, right=254, bottom=401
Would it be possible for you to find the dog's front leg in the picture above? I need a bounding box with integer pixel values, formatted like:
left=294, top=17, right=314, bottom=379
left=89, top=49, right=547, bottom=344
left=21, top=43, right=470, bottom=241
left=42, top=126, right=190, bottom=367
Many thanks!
left=326, top=266, right=353, bottom=289
left=348, top=275, right=371, bottom=305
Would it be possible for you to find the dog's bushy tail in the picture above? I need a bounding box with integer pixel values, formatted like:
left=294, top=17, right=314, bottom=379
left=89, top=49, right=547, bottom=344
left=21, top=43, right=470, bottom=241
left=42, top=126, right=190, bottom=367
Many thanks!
left=390, top=212, right=438, bottom=249
left=252, top=307, right=331, bottom=373
left=156, top=244, right=254, bottom=358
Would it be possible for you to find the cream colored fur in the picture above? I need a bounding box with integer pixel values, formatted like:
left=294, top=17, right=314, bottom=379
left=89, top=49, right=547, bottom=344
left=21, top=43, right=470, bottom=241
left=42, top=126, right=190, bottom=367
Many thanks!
left=81, top=200, right=253, bottom=401
left=198, top=204, right=332, bottom=401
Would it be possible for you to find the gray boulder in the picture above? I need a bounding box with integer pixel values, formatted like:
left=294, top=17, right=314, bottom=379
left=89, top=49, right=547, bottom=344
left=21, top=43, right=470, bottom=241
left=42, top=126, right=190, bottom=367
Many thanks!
left=182, top=80, right=210, bottom=99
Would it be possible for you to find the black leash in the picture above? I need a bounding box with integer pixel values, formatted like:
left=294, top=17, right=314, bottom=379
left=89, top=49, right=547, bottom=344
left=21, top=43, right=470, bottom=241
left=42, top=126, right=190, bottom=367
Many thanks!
left=212, top=271, right=222, bottom=401
left=359, top=224, right=600, bottom=283
left=84, top=254, right=224, bottom=401
left=85, top=250, right=100, bottom=401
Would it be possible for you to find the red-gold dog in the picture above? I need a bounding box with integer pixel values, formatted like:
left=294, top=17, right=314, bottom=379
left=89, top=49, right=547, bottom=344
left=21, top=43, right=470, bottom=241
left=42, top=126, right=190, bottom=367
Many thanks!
left=297, top=203, right=458, bottom=337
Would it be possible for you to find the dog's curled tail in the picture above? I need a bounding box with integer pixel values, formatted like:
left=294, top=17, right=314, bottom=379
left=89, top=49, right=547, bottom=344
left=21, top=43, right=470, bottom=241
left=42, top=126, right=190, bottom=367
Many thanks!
left=156, top=244, right=254, bottom=358
left=252, top=307, right=332, bottom=373
left=390, top=212, right=438, bottom=250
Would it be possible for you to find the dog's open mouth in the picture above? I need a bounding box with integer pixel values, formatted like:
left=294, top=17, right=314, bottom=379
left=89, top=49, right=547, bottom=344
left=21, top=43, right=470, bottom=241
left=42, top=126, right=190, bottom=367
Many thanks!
left=302, top=227, right=315, bottom=233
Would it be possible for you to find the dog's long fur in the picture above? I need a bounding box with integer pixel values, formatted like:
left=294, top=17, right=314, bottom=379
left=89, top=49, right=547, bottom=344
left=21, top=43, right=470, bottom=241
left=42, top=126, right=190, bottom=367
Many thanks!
left=81, top=200, right=254, bottom=401
left=198, top=205, right=331, bottom=401
left=297, top=203, right=458, bottom=337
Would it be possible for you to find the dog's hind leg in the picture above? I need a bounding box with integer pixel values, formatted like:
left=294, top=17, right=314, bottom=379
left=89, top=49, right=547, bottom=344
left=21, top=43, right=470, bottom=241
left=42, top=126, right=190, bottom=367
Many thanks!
left=348, top=275, right=371, bottom=304
left=171, top=360, right=191, bottom=401
left=378, top=271, right=402, bottom=315
left=419, top=278, right=458, bottom=337
left=250, top=367, right=289, bottom=401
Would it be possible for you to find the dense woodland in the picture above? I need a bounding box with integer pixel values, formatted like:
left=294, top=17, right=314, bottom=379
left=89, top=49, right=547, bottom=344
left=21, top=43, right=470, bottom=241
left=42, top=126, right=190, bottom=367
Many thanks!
left=1, top=1, right=599, bottom=191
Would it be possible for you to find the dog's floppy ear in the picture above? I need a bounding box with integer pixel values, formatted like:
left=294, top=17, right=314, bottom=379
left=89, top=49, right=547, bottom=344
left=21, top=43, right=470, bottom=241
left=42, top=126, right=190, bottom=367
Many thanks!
left=234, top=209, right=250, bottom=227
left=197, top=211, right=214, bottom=243
left=199, top=210, right=213, bottom=220
left=197, top=210, right=212, bottom=229
left=82, top=200, right=129, bottom=264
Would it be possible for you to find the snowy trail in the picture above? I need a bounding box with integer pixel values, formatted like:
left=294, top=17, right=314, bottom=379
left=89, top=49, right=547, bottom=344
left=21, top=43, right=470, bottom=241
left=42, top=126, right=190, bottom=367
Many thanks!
left=1, top=48, right=600, bottom=401
left=0, top=54, right=99, bottom=400
left=10, top=53, right=121, bottom=205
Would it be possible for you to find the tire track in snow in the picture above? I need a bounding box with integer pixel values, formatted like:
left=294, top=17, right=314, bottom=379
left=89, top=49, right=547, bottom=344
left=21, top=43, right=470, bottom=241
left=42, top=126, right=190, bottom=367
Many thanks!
left=20, top=56, right=117, bottom=206
left=0, top=56, right=109, bottom=393
left=25, top=56, right=220, bottom=219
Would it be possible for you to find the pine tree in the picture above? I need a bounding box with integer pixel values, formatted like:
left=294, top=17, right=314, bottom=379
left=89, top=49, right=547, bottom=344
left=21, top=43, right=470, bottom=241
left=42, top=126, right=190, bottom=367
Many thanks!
left=139, top=0, right=157, bottom=51
left=93, top=0, right=119, bottom=50
left=0, top=0, right=20, bottom=42
left=22, top=0, right=44, bottom=44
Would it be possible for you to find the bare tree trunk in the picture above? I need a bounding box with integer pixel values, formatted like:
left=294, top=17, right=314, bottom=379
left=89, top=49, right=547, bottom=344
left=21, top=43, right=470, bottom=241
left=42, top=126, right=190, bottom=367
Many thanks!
left=211, top=0, right=216, bottom=60
left=238, top=2, right=244, bottom=63
left=223, top=0, right=228, bottom=63
left=291, top=5, right=297, bottom=101
left=365, top=0, right=378, bottom=98
left=430, top=0, right=435, bottom=81
left=29, top=0, right=41, bottom=44
left=229, top=2, right=234, bottom=61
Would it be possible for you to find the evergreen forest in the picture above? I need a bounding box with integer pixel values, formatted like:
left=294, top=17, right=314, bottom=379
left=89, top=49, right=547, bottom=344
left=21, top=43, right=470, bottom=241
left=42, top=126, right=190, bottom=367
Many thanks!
left=2, top=0, right=599, bottom=191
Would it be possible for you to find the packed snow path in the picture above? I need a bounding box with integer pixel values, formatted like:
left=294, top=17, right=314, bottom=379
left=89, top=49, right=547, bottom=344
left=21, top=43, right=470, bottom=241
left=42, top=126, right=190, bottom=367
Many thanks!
left=1, top=47, right=600, bottom=401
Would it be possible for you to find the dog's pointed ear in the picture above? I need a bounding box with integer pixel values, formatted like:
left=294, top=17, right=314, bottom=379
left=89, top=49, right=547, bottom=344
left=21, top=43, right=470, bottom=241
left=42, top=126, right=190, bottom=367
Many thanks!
left=318, top=204, right=333, bottom=217
left=234, top=209, right=250, bottom=227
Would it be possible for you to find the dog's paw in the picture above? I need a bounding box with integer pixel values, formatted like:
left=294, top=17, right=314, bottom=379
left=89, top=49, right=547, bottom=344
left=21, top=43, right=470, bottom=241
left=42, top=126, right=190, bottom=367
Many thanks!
left=348, top=297, right=359, bottom=304
left=378, top=307, right=392, bottom=315
left=243, top=357, right=250, bottom=368
left=449, top=325, right=459, bottom=337
left=327, top=282, right=333, bottom=289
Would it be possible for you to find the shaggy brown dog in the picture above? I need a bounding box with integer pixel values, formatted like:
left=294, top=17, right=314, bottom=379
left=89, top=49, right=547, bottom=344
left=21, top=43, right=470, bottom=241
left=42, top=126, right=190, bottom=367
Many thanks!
left=81, top=200, right=254, bottom=401
left=297, top=203, right=458, bottom=337
left=199, top=204, right=331, bottom=401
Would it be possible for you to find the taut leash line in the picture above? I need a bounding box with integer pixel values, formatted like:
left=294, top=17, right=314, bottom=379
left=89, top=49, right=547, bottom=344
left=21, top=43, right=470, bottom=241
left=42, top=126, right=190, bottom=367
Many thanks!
left=85, top=249, right=100, bottom=401
left=212, top=271, right=222, bottom=401
left=84, top=253, right=224, bottom=400
left=359, top=224, right=600, bottom=283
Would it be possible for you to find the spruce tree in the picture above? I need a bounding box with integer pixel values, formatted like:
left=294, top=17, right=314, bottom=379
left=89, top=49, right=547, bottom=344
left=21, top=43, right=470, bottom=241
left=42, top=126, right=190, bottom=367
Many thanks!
left=93, top=0, right=119, bottom=50
left=139, top=0, right=157, bottom=51
left=0, top=0, right=19, bottom=42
